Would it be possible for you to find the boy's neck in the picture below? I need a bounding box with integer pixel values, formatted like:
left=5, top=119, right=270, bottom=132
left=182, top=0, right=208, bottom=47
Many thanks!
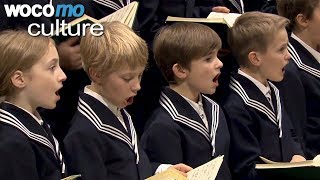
left=169, top=83, right=200, bottom=102
left=239, top=67, right=268, bottom=86
left=5, top=95, right=36, bottom=116
left=293, top=30, right=318, bottom=50
left=89, top=83, right=121, bottom=109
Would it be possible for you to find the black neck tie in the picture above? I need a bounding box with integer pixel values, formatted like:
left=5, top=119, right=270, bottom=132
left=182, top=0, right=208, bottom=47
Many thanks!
left=42, top=121, right=66, bottom=174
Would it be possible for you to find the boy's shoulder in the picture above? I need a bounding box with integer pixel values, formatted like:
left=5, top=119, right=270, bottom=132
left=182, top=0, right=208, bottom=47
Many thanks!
left=146, top=107, right=177, bottom=127
left=0, top=103, right=53, bottom=147
left=289, top=37, right=320, bottom=76
left=223, top=73, right=271, bottom=111
left=68, top=112, right=99, bottom=133
left=0, top=121, right=31, bottom=144
left=65, top=93, right=106, bottom=141
left=224, top=73, right=256, bottom=103
left=64, top=114, right=103, bottom=146
left=222, top=90, right=246, bottom=111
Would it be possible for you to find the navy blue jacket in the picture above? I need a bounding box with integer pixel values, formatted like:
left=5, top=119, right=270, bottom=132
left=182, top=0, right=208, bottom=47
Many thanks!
left=283, top=37, right=320, bottom=159
left=0, top=102, right=65, bottom=180
left=223, top=73, right=304, bottom=180
left=141, top=87, right=231, bottom=180
left=64, top=92, right=152, bottom=180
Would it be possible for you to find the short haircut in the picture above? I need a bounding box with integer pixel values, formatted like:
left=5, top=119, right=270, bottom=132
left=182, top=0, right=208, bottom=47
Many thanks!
left=228, top=12, right=289, bottom=66
left=0, top=30, right=53, bottom=97
left=153, top=22, right=222, bottom=84
left=277, top=0, right=320, bottom=31
left=80, top=21, right=148, bottom=79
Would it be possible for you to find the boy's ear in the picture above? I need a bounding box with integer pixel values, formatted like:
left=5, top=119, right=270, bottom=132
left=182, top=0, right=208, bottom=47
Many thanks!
left=88, top=68, right=101, bottom=83
left=295, top=13, right=309, bottom=28
left=10, top=70, right=26, bottom=88
left=172, top=63, right=187, bottom=80
left=248, top=51, right=261, bottom=66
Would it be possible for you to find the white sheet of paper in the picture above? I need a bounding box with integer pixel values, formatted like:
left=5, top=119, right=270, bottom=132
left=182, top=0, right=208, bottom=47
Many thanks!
left=187, top=155, right=224, bottom=180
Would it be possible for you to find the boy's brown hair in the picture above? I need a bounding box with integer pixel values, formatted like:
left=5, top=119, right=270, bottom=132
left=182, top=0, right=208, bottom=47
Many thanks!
left=80, top=21, right=148, bottom=79
left=153, top=22, right=222, bottom=84
left=277, top=0, right=320, bottom=31
left=228, top=12, right=289, bottom=66
left=0, top=30, right=53, bottom=97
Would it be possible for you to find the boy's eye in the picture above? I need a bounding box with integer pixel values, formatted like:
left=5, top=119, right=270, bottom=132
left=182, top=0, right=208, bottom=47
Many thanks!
left=279, top=47, right=287, bottom=52
left=205, top=57, right=213, bottom=62
left=50, top=65, right=56, bottom=70
left=281, top=44, right=288, bottom=51
left=122, top=77, right=133, bottom=82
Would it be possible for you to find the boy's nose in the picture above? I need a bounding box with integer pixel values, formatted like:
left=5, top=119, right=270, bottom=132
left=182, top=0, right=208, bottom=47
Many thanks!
left=132, top=82, right=141, bottom=93
left=59, top=68, right=67, bottom=82
left=285, top=51, right=291, bottom=61
left=217, top=58, right=223, bottom=68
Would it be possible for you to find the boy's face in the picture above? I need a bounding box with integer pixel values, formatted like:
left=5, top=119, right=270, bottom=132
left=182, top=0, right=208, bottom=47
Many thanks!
left=23, top=42, right=67, bottom=110
left=99, top=65, right=144, bottom=108
left=184, top=50, right=223, bottom=95
left=257, top=28, right=291, bottom=82
left=307, top=4, right=320, bottom=49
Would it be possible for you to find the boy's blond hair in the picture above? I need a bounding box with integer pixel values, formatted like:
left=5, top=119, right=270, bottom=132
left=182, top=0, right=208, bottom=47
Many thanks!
left=0, top=30, right=53, bottom=97
left=153, top=22, right=222, bottom=84
left=277, top=0, right=320, bottom=31
left=228, top=12, right=289, bottom=66
left=80, top=21, right=148, bottom=79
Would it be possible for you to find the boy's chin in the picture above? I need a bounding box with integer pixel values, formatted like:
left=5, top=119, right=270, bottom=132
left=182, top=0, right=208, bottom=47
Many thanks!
left=269, top=75, right=284, bottom=82
left=42, top=103, right=57, bottom=110
left=203, top=88, right=216, bottom=95
left=118, top=101, right=131, bottom=109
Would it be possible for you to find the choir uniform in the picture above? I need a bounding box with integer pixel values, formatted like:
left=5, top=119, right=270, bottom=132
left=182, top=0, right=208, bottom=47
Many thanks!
left=0, top=0, right=92, bottom=143
left=0, top=102, right=65, bottom=180
left=63, top=88, right=152, bottom=180
left=274, top=68, right=307, bottom=154
left=284, top=35, right=320, bottom=159
left=222, top=72, right=304, bottom=180
left=141, top=87, right=231, bottom=180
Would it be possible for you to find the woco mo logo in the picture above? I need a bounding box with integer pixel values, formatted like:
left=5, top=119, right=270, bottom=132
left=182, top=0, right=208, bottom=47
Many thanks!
left=3, top=3, right=103, bottom=36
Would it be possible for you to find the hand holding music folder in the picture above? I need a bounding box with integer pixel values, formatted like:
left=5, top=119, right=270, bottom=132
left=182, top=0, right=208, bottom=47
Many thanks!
left=146, top=155, right=224, bottom=180
left=255, top=155, right=320, bottom=180
left=165, top=12, right=241, bottom=50
left=166, top=12, right=241, bottom=28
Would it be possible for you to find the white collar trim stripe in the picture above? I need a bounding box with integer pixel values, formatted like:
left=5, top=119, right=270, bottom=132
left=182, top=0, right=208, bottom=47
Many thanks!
left=230, top=77, right=283, bottom=137
left=123, top=110, right=139, bottom=164
left=203, top=96, right=219, bottom=156
left=92, top=0, right=123, bottom=10
left=229, top=0, right=244, bottom=13
left=0, top=109, right=66, bottom=173
left=160, top=93, right=210, bottom=140
left=0, top=109, right=56, bottom=154
left=160, top=92, right=219, bottom=156
left=288, top=43, right=320, bottom=78
left=78, top=98, right=139, bottom=164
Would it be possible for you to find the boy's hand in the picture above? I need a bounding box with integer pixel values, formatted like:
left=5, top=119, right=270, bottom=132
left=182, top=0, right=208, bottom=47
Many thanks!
left=170, top=163, right=193, bottom=177
left=212, top=6, right=230, bottom=13
left=290, top=155, right=306, bottom=163
left=57, top=37, right=82, bottom=70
